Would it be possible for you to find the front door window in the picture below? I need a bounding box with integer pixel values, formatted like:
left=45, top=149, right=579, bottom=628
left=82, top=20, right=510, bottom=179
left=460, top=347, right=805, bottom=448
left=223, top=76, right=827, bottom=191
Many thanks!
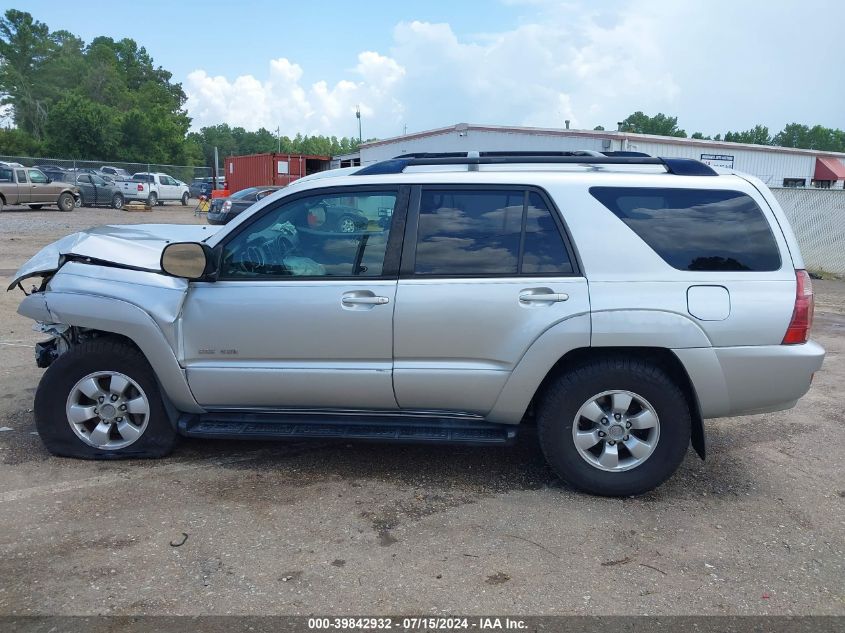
left=220, top=191, right=398, bottom=279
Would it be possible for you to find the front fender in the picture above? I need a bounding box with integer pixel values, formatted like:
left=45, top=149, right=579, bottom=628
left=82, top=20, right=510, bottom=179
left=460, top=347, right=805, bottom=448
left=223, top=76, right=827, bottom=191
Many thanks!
left=21, top=291, right=203, bottom=414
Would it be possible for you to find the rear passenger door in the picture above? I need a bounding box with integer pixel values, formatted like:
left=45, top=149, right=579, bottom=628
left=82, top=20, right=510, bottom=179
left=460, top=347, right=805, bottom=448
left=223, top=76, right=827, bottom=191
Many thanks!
left=393, top=186, right=590, bottom=415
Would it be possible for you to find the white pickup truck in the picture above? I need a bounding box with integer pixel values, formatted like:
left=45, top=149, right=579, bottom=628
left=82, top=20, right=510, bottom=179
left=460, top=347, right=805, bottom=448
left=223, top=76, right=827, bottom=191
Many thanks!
left=117, top=172, right=190, bottom=206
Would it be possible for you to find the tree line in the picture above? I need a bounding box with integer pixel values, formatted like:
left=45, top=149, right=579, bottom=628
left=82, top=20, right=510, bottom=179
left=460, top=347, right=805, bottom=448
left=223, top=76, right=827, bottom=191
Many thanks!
left=609, top=112, right=845, bottom=153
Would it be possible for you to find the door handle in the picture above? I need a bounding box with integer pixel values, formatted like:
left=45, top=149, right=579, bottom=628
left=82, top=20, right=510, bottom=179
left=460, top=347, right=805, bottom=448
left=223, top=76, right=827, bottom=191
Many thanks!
left=519, top=292, right=569, bottom=303
left=342, top=295, right=390, bottom=305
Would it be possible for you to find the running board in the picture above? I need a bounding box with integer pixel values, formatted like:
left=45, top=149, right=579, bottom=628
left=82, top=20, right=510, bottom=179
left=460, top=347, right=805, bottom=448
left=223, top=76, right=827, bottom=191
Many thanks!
left=178, top=411, right=517, bottom=446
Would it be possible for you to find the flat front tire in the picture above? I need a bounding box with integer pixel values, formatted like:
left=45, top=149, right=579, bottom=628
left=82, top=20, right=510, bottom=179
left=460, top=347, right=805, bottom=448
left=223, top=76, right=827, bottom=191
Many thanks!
left=34, top=339, right=177, bottom=459
left=537, top=357, right=691, bottom=496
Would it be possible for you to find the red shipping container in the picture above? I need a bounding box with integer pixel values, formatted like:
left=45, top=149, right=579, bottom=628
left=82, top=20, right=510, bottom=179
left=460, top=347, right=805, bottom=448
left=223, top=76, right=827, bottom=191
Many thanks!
left=224, top=153, right=331, bottom=193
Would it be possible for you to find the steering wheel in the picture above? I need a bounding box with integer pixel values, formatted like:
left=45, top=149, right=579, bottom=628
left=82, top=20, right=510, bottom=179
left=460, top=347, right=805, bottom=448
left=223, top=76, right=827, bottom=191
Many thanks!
left=236, top=233, right=297, bottom=275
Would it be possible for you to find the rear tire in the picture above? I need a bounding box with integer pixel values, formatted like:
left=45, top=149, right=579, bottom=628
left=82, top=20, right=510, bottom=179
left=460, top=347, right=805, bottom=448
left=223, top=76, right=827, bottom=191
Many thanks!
left=58, top=192, right=75, bottom=212
left=537, top=356, right=691, bottom=496
left=181, top=192, right=189, bottom=206
left=147, top=192, right=158, bottom=207
left=34, top=339, right=177, bottom=459
left=112, top=193, right=124, bottom=209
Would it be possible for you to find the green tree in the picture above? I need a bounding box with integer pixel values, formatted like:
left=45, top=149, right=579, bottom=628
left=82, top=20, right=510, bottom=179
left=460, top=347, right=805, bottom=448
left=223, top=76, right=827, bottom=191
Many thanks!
left=620, top=111, right=687, bottom=137
left=45, top=94, right=121, bottom=158
left=0, top=10, right=54, bottom=138
left=723, top=125, right=771, bottom=145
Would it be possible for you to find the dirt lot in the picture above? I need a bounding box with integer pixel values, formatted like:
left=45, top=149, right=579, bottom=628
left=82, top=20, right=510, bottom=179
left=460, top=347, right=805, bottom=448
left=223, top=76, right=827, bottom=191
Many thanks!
left=0, top=203, right=843, bottom=616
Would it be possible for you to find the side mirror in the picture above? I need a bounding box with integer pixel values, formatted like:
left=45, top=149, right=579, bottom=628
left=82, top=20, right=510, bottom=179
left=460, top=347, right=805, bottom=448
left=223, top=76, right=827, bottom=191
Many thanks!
left=160, top=242, right=211, bottom=280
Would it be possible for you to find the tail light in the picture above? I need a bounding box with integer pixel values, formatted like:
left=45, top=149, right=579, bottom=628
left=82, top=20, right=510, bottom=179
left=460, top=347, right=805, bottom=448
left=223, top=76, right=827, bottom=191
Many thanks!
left=782, top=270, right=814, bottom=344
left=222, top=201, right=231, bottom=212
left=137, top=184, right=143, bottom=191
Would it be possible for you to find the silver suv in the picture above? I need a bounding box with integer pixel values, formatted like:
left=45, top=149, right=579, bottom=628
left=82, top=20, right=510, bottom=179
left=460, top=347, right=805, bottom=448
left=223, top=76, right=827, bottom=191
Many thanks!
left=10, top=153, right=825, bottom=496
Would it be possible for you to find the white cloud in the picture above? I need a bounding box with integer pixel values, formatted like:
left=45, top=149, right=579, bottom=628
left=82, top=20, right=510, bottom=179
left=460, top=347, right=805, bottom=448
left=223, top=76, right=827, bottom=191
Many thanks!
left=183, top=0, right=844, bottom=138
left=184, top=51, right=405, bottom=136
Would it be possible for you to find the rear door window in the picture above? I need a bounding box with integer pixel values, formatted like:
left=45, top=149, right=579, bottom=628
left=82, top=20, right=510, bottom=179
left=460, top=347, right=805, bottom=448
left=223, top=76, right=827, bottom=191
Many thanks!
left=413, top=189, right=573, bottom=276
left=589, top=187, right=781, bottom=271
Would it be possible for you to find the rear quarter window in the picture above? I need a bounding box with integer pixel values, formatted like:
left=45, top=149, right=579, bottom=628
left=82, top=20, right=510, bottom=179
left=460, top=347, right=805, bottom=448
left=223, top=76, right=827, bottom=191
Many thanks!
left=589, top=187, right=781, bottom=272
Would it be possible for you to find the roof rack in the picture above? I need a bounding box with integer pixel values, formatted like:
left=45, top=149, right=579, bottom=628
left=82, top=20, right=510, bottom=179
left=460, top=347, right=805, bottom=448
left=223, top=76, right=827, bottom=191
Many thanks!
left=355, top=152, right=719, bottom=177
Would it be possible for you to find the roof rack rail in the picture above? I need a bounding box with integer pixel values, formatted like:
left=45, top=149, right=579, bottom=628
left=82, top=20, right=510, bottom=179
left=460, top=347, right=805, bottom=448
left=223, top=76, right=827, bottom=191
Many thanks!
left=355, top=152, right=719, bottom=177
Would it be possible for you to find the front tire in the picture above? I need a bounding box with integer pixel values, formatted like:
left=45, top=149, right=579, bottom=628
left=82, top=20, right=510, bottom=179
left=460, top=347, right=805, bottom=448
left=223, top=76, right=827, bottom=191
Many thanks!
left=112, top=193, right=124, bottom=209
left=537, top=357, right=691, bottom=496
left=34, top=340, right=177, bottom=459
left=58, top=192, right=75, bottom=212
left=181, top=192, right=189, bottom=206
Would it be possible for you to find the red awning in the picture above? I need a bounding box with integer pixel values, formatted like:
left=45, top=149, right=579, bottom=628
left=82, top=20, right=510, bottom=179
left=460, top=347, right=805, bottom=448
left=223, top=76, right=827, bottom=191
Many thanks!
left=814, top=157, right=845, bottom=181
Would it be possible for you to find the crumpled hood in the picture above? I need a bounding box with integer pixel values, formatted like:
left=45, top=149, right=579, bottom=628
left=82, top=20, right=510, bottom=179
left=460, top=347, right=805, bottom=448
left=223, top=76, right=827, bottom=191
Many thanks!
left=7, top=223, right=220, bottom=290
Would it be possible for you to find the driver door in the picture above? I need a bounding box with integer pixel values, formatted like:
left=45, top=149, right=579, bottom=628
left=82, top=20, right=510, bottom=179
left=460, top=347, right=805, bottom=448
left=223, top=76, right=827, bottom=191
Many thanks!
left=181, top=186, right=408, bottom=410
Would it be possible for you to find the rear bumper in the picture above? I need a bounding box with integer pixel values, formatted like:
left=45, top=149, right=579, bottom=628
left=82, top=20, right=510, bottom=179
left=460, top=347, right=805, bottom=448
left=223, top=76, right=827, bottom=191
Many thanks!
left=674, top=341, right=825, bottom=419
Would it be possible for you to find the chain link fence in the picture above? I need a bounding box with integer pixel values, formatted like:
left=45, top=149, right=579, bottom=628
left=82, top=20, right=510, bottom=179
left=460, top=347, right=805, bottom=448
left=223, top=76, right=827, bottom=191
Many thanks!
left=771, top=187, right=845, bottom=276
left=0, top=154, right=212, bottom=185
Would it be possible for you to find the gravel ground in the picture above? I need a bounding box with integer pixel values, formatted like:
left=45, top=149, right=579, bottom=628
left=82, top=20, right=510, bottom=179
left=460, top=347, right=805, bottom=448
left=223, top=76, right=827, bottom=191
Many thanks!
left=0, top=204, right=843, bottom=616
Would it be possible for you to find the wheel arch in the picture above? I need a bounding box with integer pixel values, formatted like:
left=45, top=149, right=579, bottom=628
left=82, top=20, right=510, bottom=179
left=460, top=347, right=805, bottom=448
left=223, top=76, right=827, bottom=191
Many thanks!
left=29, top=291, right=203, bottom=417
left=487, top=340, right=705, bottom=459
left=539, top=347, right=704, bottom=459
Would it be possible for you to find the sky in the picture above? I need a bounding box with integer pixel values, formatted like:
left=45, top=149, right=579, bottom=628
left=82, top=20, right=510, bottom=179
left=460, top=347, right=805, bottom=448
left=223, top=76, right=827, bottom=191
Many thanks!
left=14, top=0, right=845, bottom=140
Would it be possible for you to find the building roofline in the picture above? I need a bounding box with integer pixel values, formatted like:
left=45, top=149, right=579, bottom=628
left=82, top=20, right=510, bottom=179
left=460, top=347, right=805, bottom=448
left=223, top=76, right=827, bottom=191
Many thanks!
left=360, top=123, right=845, bottom=159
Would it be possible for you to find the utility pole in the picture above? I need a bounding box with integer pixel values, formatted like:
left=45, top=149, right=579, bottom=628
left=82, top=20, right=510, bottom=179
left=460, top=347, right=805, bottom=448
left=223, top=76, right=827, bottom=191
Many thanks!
left=403, top=124, right=407, bottom=136
left=356, top=105, right=362, bottom=143
left=275, top=126, right=281, bottom=153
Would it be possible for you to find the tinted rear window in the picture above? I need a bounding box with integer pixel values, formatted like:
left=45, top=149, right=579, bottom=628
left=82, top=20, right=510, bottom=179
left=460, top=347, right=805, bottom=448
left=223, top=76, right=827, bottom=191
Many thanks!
left=589, top=187, right=781, bottom=271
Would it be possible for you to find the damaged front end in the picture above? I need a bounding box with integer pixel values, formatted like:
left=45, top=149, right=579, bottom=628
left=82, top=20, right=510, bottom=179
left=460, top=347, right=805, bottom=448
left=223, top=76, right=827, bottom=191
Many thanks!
left=31, top=323, right=111, bottom=369
left=33, top=322, right=71, bottom=368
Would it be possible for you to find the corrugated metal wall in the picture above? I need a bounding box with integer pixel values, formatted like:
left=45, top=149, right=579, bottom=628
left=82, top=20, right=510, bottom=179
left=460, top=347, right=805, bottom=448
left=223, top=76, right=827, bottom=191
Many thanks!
left=224, top=153, right=330, bottom=192
left=360, top=129, right=841, bottom=188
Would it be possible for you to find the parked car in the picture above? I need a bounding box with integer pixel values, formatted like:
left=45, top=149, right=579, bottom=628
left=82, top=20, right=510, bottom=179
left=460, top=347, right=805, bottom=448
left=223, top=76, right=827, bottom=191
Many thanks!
left=10, top=152, right=825, bottom=496
left=206, top=186, right=285, bottom=224
left=100, top=166, right=133, bottom=180
left=0, top=163, right=79, bottom=212
left=39, top=167, right=71, bottom=183
left=62, top=172, right=125, bottom=209
left=189, top=178, right=213, bottom=198
left=190, top=176, right=227, bottom=198
left=117, top=172, right=190, bottom=206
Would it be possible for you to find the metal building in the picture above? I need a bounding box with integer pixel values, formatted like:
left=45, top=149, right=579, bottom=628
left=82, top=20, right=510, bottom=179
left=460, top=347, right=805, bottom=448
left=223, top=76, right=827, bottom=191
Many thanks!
left=355, top=123, right=845, bottom=189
